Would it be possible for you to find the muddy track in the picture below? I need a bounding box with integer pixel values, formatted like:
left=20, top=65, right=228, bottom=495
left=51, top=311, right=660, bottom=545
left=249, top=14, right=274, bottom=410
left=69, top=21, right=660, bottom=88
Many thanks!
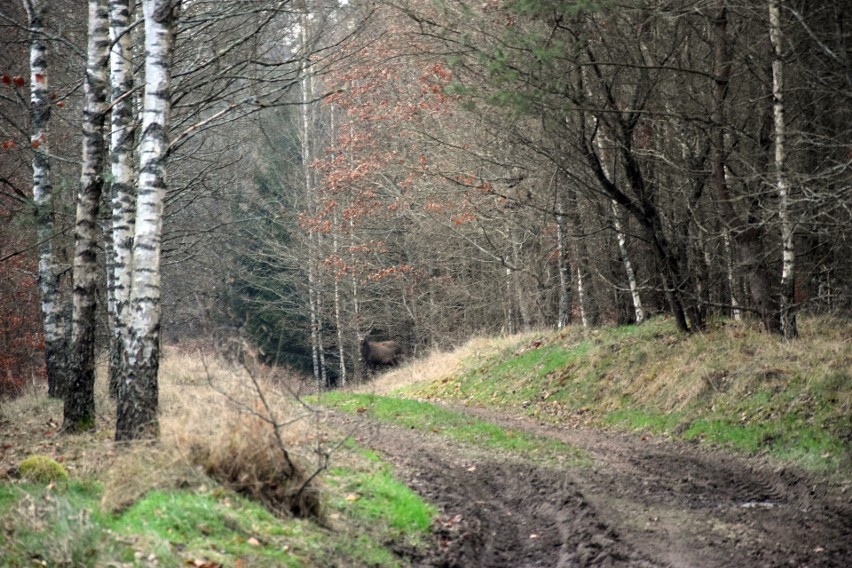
left=325, top=407, right=852, bottom=568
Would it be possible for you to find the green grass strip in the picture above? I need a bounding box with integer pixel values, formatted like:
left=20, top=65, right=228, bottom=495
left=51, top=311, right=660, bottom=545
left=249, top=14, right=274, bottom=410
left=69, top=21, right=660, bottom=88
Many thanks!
left=318, top=392, right=587, bottom=466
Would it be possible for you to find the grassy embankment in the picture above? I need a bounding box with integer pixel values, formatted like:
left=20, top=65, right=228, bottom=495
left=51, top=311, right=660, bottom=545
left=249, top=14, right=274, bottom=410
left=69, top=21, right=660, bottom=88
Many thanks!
left=329, top=316, right=851, bottom=474
left=2, top=316, right=849, bottom=565
left=0, top=351, right=436, bottom=567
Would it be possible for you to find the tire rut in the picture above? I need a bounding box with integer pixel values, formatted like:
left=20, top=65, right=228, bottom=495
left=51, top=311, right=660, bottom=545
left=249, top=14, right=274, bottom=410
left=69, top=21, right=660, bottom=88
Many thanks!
left=323, top=408, right=852, bottom=567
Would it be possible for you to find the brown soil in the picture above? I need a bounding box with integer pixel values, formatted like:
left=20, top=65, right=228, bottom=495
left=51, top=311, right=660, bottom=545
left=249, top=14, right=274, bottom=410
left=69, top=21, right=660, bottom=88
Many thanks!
left=326, top=404, right=852, bottom=568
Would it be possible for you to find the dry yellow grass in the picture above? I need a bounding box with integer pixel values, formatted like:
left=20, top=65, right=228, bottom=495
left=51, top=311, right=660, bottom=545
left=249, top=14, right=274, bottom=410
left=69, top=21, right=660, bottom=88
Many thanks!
left=349, top=331, right=541, bottom=396
left=0, top=345, right=329, bottom=518
left=99, top=347, right=328, bottom=517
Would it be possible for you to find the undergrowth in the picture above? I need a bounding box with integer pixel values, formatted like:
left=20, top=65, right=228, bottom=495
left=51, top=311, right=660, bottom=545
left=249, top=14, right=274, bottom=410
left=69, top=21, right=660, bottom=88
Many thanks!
left=0, top=348, right=437, bottom=567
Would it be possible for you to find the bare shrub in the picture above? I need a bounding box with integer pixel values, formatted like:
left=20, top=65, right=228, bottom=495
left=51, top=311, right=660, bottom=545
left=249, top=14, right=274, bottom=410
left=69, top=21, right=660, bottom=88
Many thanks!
left=158, top=345, right=327, bottom=519
left=196, top=406, right=323, bottom=518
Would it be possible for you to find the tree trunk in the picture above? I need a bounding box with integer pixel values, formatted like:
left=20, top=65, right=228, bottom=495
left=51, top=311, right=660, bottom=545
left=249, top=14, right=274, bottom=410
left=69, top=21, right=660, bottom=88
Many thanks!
left=563, top=183, right=598, bottom=328
left=589, top=115, right=644, bottom=325
left=24, top=0, right=67, bottom=398
left=510, top=228, right=531, bottom=332
left=107, top=0, right=137, bottom=399
left=712, top=0, right=781, bottom=334
left=65, top=0, right=109, bottom=433
left=770, top=0, right=798, bottom=339
left=299, top=9, right=326, bottom=389
left=576, top=63, right=691, bottom=331
left=554, top=186, right=572, bottom=329
left=580, top=132, right=691, bottom=331
left=115, top=0, right=181, bottom=441
left=723, top=229, right=742, bottom=320
left=612, top=201, right=644, bottom=324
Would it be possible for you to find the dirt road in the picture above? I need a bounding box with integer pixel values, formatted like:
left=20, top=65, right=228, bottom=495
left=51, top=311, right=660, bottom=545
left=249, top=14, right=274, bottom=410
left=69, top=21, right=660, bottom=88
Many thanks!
left=327, top=406, right=852, bottom=567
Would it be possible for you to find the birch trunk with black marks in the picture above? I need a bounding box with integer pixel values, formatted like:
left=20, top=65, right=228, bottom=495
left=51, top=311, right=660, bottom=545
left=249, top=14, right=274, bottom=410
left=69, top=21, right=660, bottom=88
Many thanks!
left=328, top=111, right=347, bottom=386
left=300, top=8, right=327, bottom=389
left=24, top=0, right=66, bottom=398
left=612, top=202, right=644, bottom=325
left=107, top=0, right=137, bottom=399
left=115, top=0, right=180, bottom=441
left=64, top=0, right=110, bottom=432
left=589, top=114, right=644, bottom=326
left=770, top=0, right=798, bottom=339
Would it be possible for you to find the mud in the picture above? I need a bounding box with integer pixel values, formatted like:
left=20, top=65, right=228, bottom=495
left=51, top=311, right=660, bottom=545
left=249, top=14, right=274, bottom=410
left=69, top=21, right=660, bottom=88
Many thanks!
left=327, top=406, right=852, bottom=567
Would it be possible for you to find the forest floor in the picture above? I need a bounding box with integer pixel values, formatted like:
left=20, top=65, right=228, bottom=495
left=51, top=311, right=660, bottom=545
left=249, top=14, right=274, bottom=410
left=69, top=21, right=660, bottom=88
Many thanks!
left=326, top=403, right=852, bottom=568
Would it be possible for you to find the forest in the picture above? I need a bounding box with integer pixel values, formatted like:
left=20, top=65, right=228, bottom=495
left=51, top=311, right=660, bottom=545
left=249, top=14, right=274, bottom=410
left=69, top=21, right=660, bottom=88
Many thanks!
left=0, top=0, right=850, bottom=437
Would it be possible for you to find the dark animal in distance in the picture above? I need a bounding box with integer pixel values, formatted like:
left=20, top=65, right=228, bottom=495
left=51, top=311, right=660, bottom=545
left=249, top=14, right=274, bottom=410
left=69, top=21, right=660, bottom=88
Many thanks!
left=360, top=338, right=403, bottom=371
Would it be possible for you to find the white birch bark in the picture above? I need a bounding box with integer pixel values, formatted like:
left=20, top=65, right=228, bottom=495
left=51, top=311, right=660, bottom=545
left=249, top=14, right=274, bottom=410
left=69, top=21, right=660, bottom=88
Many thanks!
left=511, top=230, right=532, bottom=331
left=589, top=110, right=644, bottom=325
left=299, top=8, right=327, bottom=388
left=576, top=266, right=589, bottom=329
left=504, top=261, right=515, bottom=334
left=332, top=211, right=347, bottom=386
left=116, top=0, right=181, bottom=441
left=565, top=183, right=596, bottom=328
left=107, top=0, right=137, bottom=398
left=552, top=173, right=571, bottom=329
left=555, top=194, right=572, bottom=329
left=23, top=0, right=66, bottom=398
left=327, top=110, right=347, bottom=386
left=65, top=0, right=110, bottom=432
left=770, top=0, right=798, bottom=339
left=611, top=202, right=645, bottom=324
left=349, top=218, right=364, bottom=380
left=723, top=229, right=742, bottom=320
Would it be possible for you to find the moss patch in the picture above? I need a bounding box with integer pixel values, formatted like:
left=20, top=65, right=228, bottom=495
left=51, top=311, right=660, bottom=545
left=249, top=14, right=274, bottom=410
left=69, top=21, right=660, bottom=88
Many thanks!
left=19, top=454, right=69, bottom=483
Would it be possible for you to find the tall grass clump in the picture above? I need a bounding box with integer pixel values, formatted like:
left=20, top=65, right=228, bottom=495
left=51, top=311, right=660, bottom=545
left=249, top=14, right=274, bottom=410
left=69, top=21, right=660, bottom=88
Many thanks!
left=103, top=346, right=325, bottom=520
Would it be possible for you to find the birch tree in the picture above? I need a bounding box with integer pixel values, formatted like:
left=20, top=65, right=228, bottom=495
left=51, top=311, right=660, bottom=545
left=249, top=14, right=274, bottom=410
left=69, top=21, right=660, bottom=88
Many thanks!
left=769, top=0, right=797, bottom=339
left=712, top=0, right=780, bottom=334
left=115, top=0, right=181, bottom=441
left=300, top=9, right=326, bottom=389
left=64, top=0, right=110, bottom=432
left=22, top=0, right=67, bottom=398
left=106, top=0, right=136, bottom=398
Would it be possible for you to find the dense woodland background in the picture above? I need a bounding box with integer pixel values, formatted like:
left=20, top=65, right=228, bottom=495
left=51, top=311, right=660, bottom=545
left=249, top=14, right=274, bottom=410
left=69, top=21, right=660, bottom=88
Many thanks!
left=1, top=0, right=850, bottom=406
